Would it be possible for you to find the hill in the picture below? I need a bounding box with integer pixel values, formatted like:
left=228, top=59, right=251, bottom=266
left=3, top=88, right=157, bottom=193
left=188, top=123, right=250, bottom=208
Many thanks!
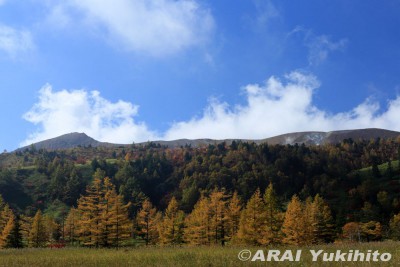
left=17, top=132, right=120, bottom=151
left=17, top=128, right=400, bottom=151
left=261, top=128, right=400, bottom=145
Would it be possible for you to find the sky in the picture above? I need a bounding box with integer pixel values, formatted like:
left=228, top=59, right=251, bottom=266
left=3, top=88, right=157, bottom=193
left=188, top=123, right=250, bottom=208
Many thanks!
left=1, top=0, right=400, bottom=151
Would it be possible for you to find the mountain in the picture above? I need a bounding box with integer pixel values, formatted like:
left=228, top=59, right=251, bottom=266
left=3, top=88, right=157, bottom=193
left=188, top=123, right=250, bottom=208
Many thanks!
left=17, top=128, right=400, bottom=151
left=17, top=132, right=117, bottom=151
left=144, top=128, right=400, bottom=147
left=261, top=128, right=400, bottom=146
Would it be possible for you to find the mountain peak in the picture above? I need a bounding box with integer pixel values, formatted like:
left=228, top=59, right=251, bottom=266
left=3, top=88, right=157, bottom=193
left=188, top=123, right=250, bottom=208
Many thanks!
left=19, top=132, right=101, bottom=151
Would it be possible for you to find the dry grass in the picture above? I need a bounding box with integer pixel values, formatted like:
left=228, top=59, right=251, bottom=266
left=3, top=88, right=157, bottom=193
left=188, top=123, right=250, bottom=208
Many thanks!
left=0, top=241, right=399, bottom=267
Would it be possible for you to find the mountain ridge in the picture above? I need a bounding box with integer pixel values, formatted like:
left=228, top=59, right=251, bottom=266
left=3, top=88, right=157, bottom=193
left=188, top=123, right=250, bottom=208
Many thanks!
left=16, top=128, right=400, bottom=151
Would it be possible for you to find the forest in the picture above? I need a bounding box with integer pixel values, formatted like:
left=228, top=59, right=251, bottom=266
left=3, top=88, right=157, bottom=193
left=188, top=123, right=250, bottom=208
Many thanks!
left=0, top=137, right=400, bottom=248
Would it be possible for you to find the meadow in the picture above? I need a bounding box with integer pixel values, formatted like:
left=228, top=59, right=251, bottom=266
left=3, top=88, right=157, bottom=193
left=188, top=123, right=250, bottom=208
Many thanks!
left=0, top=241, right=399, bottom=267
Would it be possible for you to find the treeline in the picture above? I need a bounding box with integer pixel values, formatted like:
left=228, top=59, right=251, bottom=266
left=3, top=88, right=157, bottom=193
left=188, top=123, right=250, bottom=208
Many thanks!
left=1, top=138, right=400, bottom=247
left=1, top=175, right=400, bottom=248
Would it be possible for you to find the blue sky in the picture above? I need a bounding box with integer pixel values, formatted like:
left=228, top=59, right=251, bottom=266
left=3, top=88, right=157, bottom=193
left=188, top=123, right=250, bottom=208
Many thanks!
left=1, top=0, right=400, bottom=151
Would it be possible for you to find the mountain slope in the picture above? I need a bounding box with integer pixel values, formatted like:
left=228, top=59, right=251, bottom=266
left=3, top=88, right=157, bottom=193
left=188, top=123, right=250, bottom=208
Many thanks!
left=17, top=128, right=400, bottom=151
left=261, top=128, right=400, bottom=146
left=18, top=133, right=108, bottom=151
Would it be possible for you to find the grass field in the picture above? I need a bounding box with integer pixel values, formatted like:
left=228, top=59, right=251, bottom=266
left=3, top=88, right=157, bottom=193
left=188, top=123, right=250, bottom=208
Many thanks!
left=0, top=241, right=399, bottom=267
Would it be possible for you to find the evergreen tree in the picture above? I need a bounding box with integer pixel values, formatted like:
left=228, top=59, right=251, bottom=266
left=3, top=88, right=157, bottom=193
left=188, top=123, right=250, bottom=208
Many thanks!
left=303, top=196, right=315, bottom=244
left=8, top=215, right=23, bottom=248
left=311, top=194, right=335, bottom=243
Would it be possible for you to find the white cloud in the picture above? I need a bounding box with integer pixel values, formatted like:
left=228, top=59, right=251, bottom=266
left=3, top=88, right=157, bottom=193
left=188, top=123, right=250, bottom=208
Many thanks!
left=22, top=85, right=158, bottom=146
left=0, top=24, right=34, bottom=56
left=46, top=0, right=214, bottom=56
left=289, top=26, right=348, bottom=66
left=22, top=73, right=400, bottom=146
left=164, top=71, right=400, bottom=140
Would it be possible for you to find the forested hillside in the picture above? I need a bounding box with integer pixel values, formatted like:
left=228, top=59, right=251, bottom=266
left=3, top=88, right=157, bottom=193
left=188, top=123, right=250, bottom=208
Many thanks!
left=0, top=137, right=400, bottom=247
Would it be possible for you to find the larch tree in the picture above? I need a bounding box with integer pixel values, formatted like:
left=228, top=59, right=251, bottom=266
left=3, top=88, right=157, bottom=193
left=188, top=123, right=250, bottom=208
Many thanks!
left=184, top=195, right=211, bottom=245
left=99, top=177, right=115, bottom=247
left=65, top=207, right=79, bottom=245
left=76, top=172, right=132, bottom=248
left=159, top=197, right=185, bottom=245
left=225, top=191, right=242, bottom=243
left=76, top=175, right=104, bottom=247
left=108, top=191, right=132, bottom=248
left=236, top=188, right=265, bottom=245
left=282, top=195, right=307, bottom=245
left=208, top=189, right=229, bottom=245
left=260, top=183, right=283, bottom=245
left=0, top=213, right=15, bottom=248
left=43, top=215, right=59, bottom=244
left=137, top=199, right=160, bottom=245
left=0, top=204, right=13, bottom=234
left=19, top=214, right=33, bottom=246
left=28, top=210, right=47, bottom=247
left=389, top=212, right=400, bottom=240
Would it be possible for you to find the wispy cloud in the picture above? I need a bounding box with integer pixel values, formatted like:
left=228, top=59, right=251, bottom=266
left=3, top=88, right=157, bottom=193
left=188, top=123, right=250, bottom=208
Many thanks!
left=253, top=0, right=279, bottom=26
left=0, top=24, right=34, bottom=57
left=289, top=26, right=348, bottom=66
left=44, top=0, right=214, bottom=56
left=22, top=85, right=158, bottom=146
left=22, top=72, right=400, bottom=146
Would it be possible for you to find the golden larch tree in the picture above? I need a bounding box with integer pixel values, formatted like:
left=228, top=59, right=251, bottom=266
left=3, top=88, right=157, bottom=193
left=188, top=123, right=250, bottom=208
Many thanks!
left=159, top=197, right=185, bottom=245
left=208, top=188, right=229, bottom=245
left=260, top=183, right=283, bottom=245
left=65, top=207, right=79, bottom=245
left=389, top=212, right=400, bottom=240
left=28, top=210, right=48, bottom=247
left=184, top=195, right=211, bottom=245
left=137, top=199, right=160, bottom=245
left=0, top=204, right=13, bottom=234
left=76, top=176, right=104, bottom=247
left=236, top=188, right=265, bottom=245
left=282, top=195, right=307, bottom=245
left=225, top=191, right=242, bottom=243
left=0, top=213, right=15, bottom=248
left=108, top=192, right=132, bottom=248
